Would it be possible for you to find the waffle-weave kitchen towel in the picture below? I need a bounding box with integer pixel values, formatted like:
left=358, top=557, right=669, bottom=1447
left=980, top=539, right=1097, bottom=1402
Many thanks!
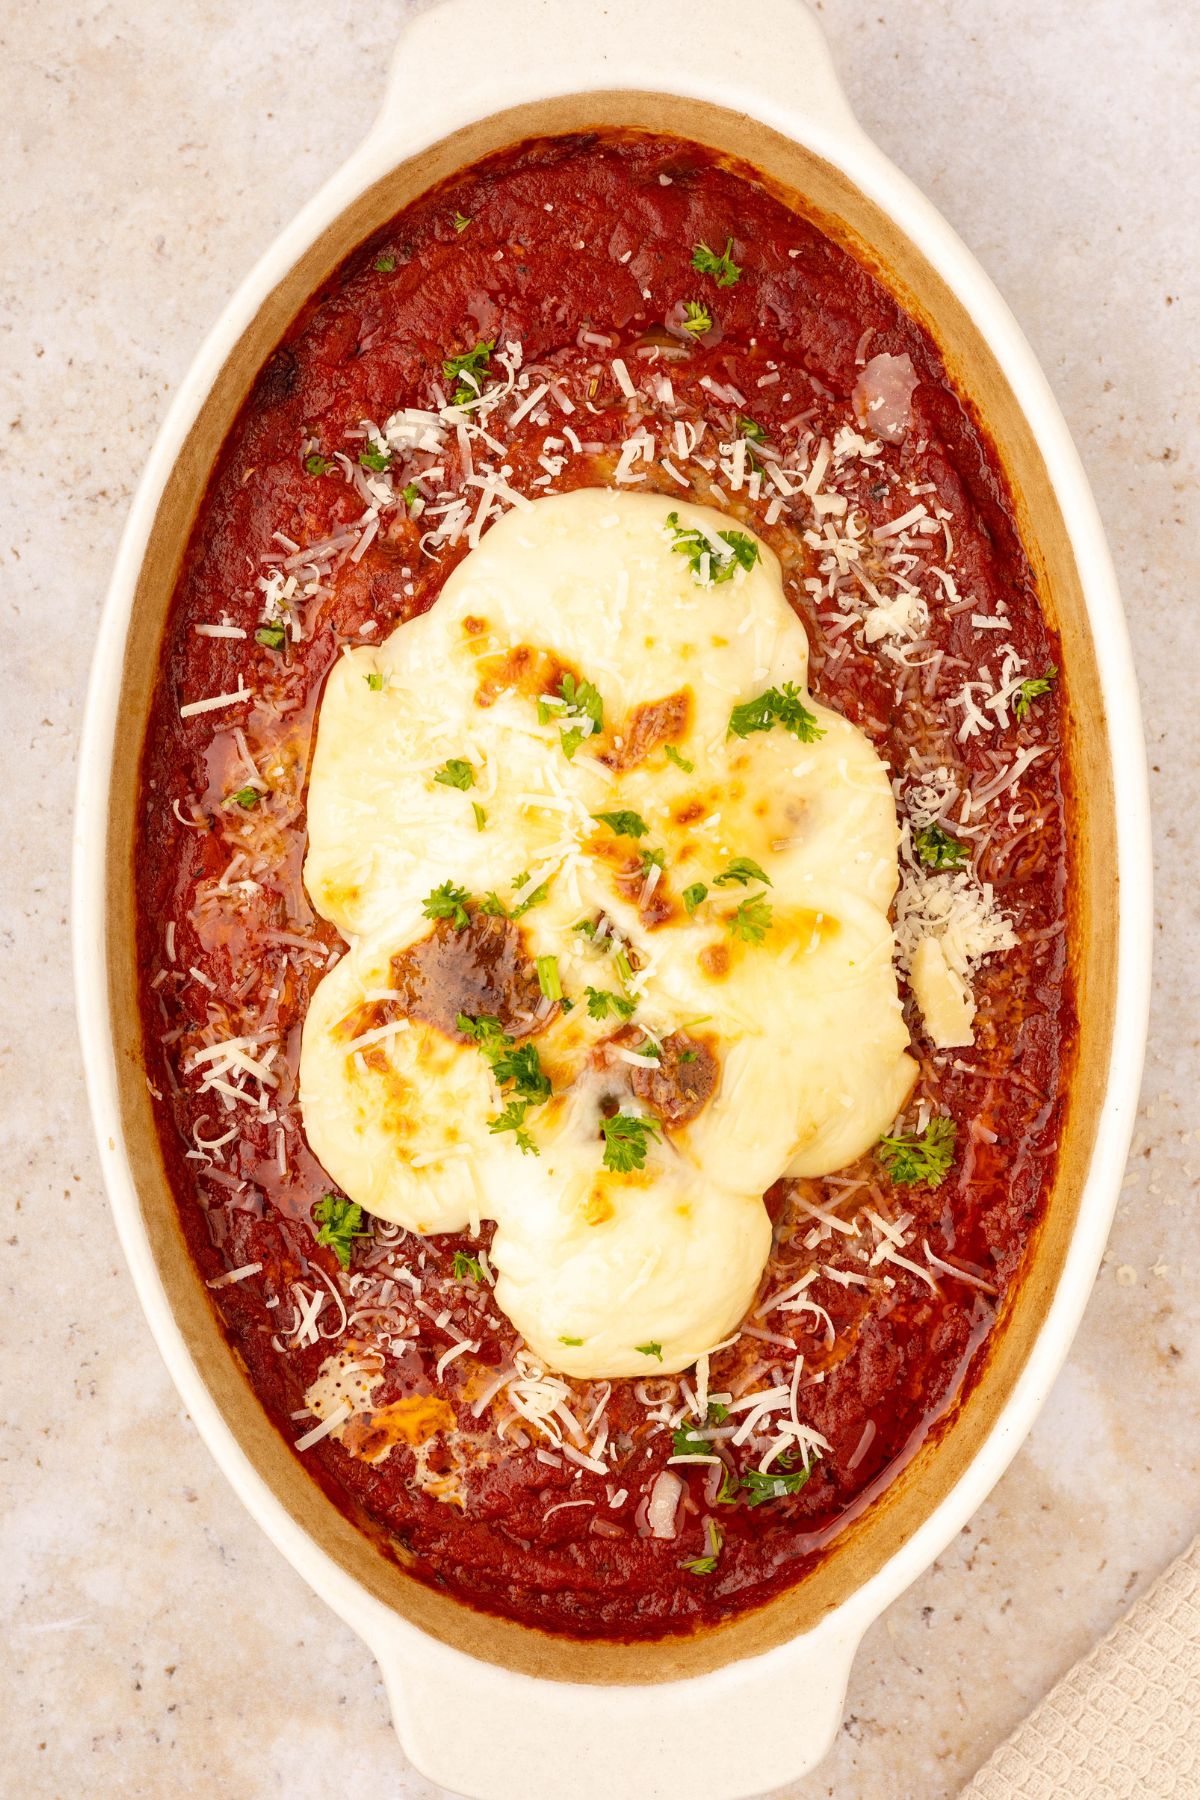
left=961, top=1537, right=1200, bottom=1798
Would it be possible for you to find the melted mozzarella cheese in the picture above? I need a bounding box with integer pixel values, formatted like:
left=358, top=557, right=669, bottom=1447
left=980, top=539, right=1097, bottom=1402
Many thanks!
left=300, top=489, right=916, bottom=1377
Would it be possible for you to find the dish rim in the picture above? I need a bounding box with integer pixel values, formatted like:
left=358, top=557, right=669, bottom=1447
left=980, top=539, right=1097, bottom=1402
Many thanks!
left=71, top=3, right=1152, bottom=1794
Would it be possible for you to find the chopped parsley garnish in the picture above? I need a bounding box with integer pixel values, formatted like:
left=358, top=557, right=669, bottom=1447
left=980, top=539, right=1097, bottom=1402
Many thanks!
left=737, top=416, right=766, bottom=442
left=678, top=1049, right=698, bottom=1064
left=312, top=1195, right=370, bottom=1271
left=713, top=856, right=771, bottom=888
left=232, top=786, right=259, bottom=810
left=373, top=252, right=396, bottom=272
left=741, top=1462, right=814, bottom=1507
left=452, top=1250, right=484, bottom=1283
left=682, top=1518, right=724, bottom=1576
left=681, top=300, right=713, bottom=336
left=691, top=237, right=741, bottom=287
left=728, top=682, right=824, bottom=742
left=707, top=1400, right=729, bottom=1424
left=443, top=338, right=494, bottom=407
left=592, top=809, right=649, bottom=838
left=559, top=1335, right=583, bottom=1346
left=877, top=1115, right=958, bottom=1188
left=683, top=882, right=709, bottom=915
left=452, top=211, right=472, bottom=233
left=401, top=482, right=421, bottom=508
left=488, top=1098, right=539, bottom=1155
left=456, top=1011, right=505, bottom=1050
left=472, top=801, right=487, bottom=832
left=536, top=955, right=562, bottom=1002
left=672, top=1426, right=712, bottom=1457
left=422, top=881, right=472, bottom=931
left=585, top=986, right=635, bottom=1021
left=913, top=824, right=970, bottom=869
left=639, top=847, right=666, bottom=878
left=255, top=622, right=286, bottom=651
left=666, top=509, right=760, bottom=585
left=509, top=875, right=550, bottom=918
left=1014, top=664, right=1059, bottom=721
left=663, top=743, right=694, bottom=773
left=459, top=1011, right=552, bottom=1151
left=635, top=1341, right=664, bottom=1360
left=490, top=1041, right=551, bottom=1103
left=434, top=758, right=475, bottom=791
left=365, top=670, right=385, bottom=691
left=601, top=1111, right=661, bottom=1174
left=574, top=918, right=599, bottom=940
left=540, top=672, right=605, bottom=760
left=358, top=446, right=391, bottom=472
left=715, top=1467, right=741, bottom=1505
left=304, top=452, right=332, bottom=475
left=727, top=894, right=773, bottom=944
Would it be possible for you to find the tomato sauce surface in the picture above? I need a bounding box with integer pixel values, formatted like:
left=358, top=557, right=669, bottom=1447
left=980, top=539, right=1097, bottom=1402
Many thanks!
left=136, top=132, right=1073, bottom=1638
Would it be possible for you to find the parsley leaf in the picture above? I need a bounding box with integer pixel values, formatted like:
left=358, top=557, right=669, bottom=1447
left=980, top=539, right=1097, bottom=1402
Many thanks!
left=913, top=824, right=970, bottom=869
left=741, top=1463, right=813, bottom=1507
left=1014, top=664, right=1059, bottom=721
left=509, top=875, right=550, bottom=918
left=488, top=1098, right=539, bottom=1154
left=727, top=894, right=773, bottom=944
left=472, top=802, right=487, bottom=832
left=456, top=1011, right=506, bottom=1050
left=663, top=743, right=694, bottom=773
left=691, top=237, right=742, bottom=287
left=666, top=510, right=760, bottom=585
left=585, top=986, right=635, bottom=1021
left=728, top=682, right=824, bottom=742
left=713, top=856, right=771, bottom=888
left=232, top=786, right=259, bottom=810
left=601, top=1111, right=661, bottom=1174
left=312, top=1195, right=370, bottom=1271
left=592, top=809, right=649, bottom=839
left=877, top=1115, right=957, bottom=1188
left=255, top=622, right=286, bottom=651
left=737, top=416, right=766, bottom=443
left=373, top=252, right=396, bottom=272
left=490, top=1041, right=551, bottom=1102
left=434, top=758, right=475, bottom=791
left=358, top=446, right=391, bottom=472
left=672, top=1426, right=712, bottom=1457
left=542, top=672, right=605, bottom=760
left=635, top=1341, right=664, bottom=1360
left=422, top=881, right=472, bottom=931
left=304, top=452, right=332, bottom=475
left=682, top=882, right=709, bottom=915
left=682, top=300, right=713, bottom=336
left=559, top=1335, right=583, bottom=1346
left=401, top=482, right=421, bottom=508
left=452, top=211, right=472, bottom=233
left=365, top=670, right=385, bottom=691
left=443, top=338, right=494, bottom=407
left=452, top=1250, right=484, bottom=1283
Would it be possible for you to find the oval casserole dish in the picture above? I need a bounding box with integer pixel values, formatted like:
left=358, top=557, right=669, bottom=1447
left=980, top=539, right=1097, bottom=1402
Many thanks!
left=73, top=2, right=1152, bottom=1794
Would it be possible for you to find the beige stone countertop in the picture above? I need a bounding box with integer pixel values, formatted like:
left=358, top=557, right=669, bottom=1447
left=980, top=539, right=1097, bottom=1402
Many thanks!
left=2, top=1, right=1196, bottom=1794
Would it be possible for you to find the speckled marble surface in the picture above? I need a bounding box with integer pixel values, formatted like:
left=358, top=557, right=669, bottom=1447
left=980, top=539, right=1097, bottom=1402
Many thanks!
left=2, top=1, right=1196, bottom=1794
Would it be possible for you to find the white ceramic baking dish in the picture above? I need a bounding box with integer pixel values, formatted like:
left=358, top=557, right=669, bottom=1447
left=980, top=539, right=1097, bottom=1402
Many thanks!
left=73, top=1, right=1152, bottom=1794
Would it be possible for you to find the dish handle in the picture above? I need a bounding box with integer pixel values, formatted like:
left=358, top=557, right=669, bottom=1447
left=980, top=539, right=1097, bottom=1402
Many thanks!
left=364, top=0, right=863, bottom=163
left=367, top=1608, right=864, bottom=1800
